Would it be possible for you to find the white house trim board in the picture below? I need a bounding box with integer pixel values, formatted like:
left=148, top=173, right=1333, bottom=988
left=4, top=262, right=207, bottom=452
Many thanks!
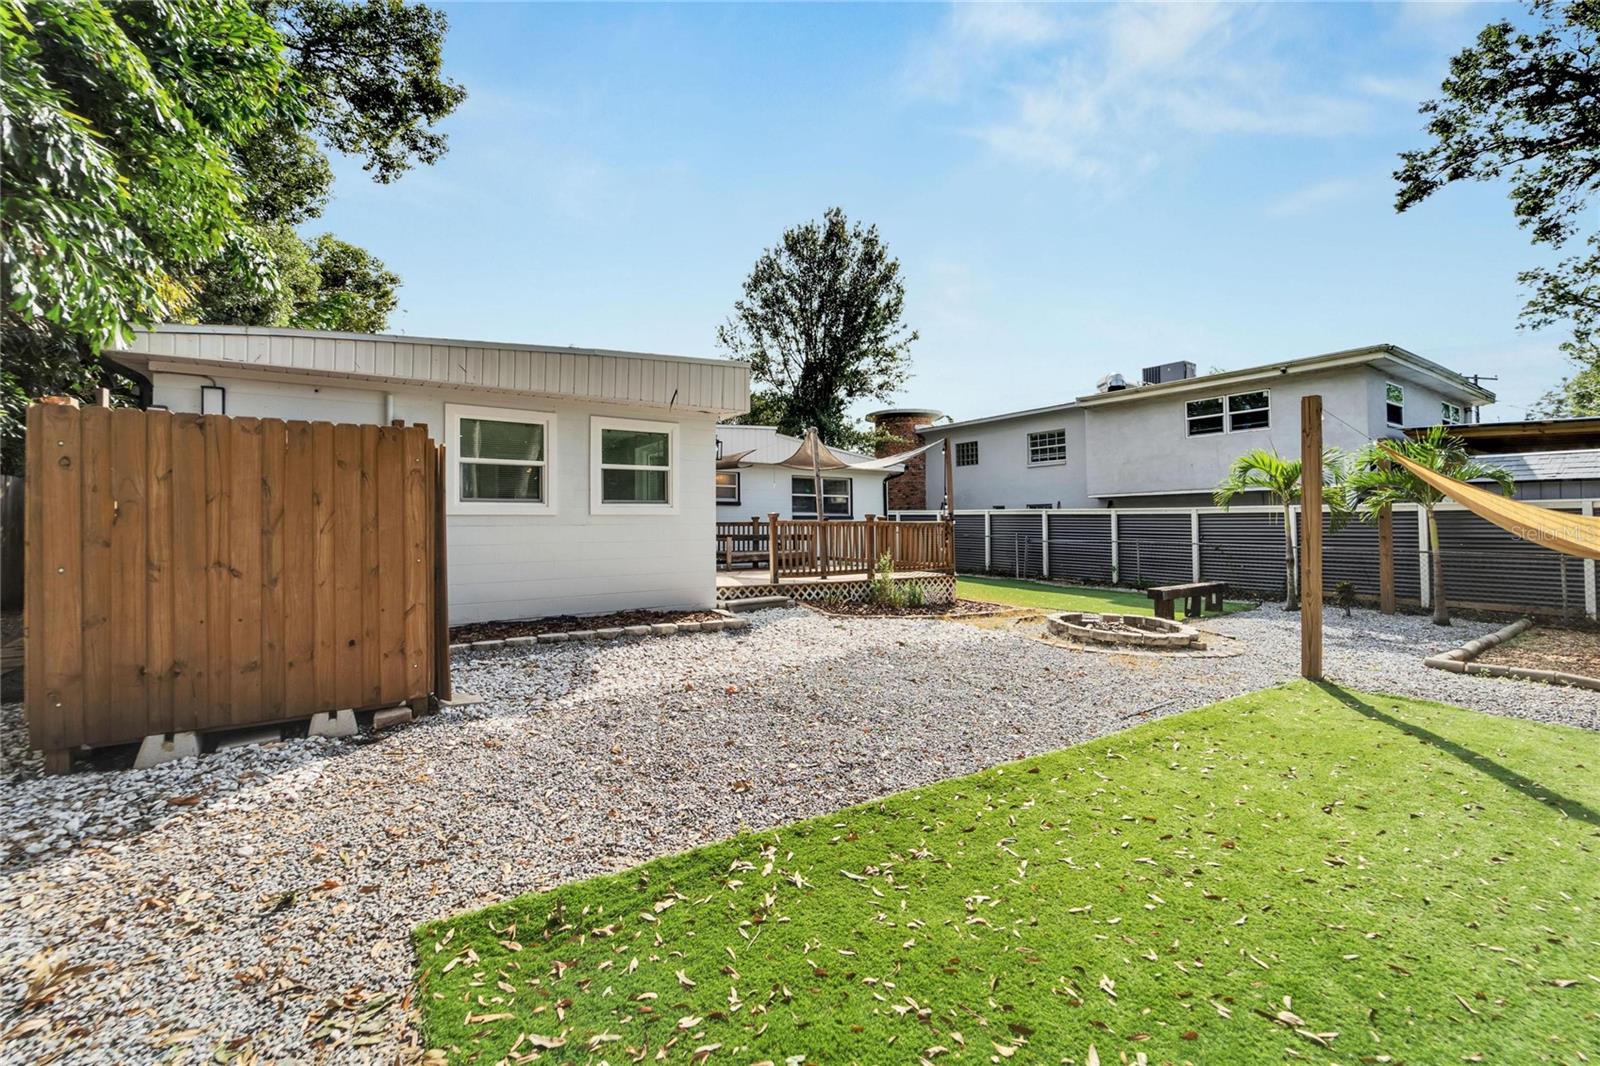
left=445, top=404, right=556, bottom=516
left=590, top=415, right=680, bottom=516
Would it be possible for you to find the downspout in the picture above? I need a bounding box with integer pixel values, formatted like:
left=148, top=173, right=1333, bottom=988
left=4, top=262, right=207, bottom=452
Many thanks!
left=102, top=357, right=154, bottom=409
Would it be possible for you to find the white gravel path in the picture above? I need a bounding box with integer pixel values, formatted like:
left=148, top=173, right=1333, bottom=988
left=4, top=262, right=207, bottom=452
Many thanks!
left=1, top=605, right=1596, bottom=1062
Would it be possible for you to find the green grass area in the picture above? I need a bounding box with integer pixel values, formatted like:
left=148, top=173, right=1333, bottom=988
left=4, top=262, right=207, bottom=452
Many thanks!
left=414, top=684, right=1599, bottom=1064
left=957, top=574, right=1254, bottom=615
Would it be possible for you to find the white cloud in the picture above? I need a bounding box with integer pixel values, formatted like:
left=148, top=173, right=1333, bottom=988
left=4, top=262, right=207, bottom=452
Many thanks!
left=906, top=3, right=1374, bottom=180
left=1264, top=175, right=1386, bottom=218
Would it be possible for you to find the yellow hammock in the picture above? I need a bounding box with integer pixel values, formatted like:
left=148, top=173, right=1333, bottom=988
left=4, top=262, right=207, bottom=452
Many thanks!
left=1378, top=444, right=1600, bottom=560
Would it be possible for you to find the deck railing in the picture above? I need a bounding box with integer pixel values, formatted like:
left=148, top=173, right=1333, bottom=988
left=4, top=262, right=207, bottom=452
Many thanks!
left=716, top=514, right=954, bottom=581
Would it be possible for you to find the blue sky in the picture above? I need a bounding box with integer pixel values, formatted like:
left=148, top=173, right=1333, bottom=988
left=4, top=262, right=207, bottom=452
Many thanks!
left=315, top=1, right=1568, bottom=423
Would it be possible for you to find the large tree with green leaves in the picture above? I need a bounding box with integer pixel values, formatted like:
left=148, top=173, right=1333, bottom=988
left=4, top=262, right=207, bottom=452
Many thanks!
left=716, top=207, right=916, bottom=449
left=1395, top=0, right=1600, bottom=413
left=1344, top=429, right=1514, bottom=626
left=0, top=0, right=464, bottom=472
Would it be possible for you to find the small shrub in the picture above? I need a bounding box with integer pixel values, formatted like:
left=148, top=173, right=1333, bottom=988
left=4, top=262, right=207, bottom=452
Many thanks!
left=903, top=581, right=926, bottom=609
left=868, top=552, right=906, bottom=608
left=1334, top=581, right=1357, bottom=617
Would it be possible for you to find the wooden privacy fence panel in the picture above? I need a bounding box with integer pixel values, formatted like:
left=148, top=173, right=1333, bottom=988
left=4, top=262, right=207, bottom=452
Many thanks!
left=25, top=404, right=439, bottom=754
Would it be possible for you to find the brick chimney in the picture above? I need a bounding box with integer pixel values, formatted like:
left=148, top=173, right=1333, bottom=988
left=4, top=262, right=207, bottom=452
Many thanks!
left=867, top=408, right=942, bottom=512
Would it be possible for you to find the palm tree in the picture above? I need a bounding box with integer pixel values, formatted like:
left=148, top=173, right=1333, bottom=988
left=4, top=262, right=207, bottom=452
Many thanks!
left=1344, top=427, right=1513, bottom=626
left=1213, top=448, right=1350, bottom=611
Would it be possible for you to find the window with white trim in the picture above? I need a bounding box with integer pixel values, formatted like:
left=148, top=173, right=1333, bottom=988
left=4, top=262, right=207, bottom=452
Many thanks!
left=1185, top=397, right=1224, bottom=436
left=446, top=404, right=553, bottom=514
left=591, top=416, right=677, bottom=513
left=1440, top=401, right=1465, bottom=425
left=1027, top=429, right=1067, bottom=464
left=791, top=476, right=852, bottom=518
left=1227, top=390, right=1269, bottom=431
left=955, top=440, right=979, bottom=466
left=1186, top=391, right=1270, bottom=436
left=1385, top=382, right=1405, bottom=426
left=715, top=470, right=741, bottom=505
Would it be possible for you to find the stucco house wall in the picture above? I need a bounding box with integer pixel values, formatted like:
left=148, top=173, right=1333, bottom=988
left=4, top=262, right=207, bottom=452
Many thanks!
left=917, top=408, right=1093, bottom=511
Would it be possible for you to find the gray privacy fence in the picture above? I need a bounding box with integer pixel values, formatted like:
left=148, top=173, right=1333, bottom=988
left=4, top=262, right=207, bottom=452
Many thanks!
left=893, top=501, right=1598, bottom=620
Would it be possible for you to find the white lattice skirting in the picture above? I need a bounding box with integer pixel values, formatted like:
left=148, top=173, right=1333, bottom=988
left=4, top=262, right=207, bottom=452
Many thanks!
left=717, top=574, right=955, bottom=605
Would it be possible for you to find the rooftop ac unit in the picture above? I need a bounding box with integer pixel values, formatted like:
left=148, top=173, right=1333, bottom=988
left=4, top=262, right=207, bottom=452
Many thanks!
left=1142, top=361, right=1197, bottom=385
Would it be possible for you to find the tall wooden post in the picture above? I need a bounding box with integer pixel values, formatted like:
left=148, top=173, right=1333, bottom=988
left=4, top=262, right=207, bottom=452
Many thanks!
left=433, top=443, right=452, bottom=703
left=943, top=439, right=955, bottom=518
left=767, top=512, right=779, bottom=585
left=1376, top=456, right=1395, bottom=614
left=1300, top=395, right=1324, bottom=680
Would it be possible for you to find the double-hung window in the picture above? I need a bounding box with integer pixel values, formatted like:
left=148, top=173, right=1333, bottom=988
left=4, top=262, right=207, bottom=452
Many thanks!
left=1440, top=401, right=1465, bottom=425
left=1186, top=391, right=1270, bottom=435
left=1027, top=429, right=1067, bottom=465
left=792, top=476, right=852, bottom=518
left=955, top=440, right=979, bottom=467
left=1227, top=390, right=1269, bottom=431
left=715, top=471, right=741, bottom=505
left=1385, top=382, right=1405, bottom=426
left=592, top=416, right=677, bottom=514
left=446, top=404, right=554, bottom=514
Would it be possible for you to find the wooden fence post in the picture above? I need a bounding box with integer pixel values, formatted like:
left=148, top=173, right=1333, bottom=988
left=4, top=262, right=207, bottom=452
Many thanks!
left=866, top=513, right=877, bottom=570
left=433, top=442, right=452, bottom=703
left=767, top=512, right=779, bottom=584
left=1377, top=502, right=1395, bottom=615
left=1300, top=395, right=1324, bottom=681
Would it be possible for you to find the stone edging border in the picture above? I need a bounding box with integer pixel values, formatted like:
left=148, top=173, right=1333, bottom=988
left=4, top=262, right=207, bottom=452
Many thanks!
left=450, top=609, right=750, bottom=652
left=1423, top=618, right=1600, bottom=691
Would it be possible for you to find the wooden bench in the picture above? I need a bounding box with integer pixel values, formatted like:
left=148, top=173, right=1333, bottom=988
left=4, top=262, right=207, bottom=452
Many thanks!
left=1147, top=581, right=1227, bottom=620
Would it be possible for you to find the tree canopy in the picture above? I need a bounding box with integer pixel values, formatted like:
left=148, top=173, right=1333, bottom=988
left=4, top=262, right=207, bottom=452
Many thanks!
left=0, top=0, right=464, bottom=472
left=1396, top=0, right=1600, bottom=413
left=716, top=207, right=916, bottom=449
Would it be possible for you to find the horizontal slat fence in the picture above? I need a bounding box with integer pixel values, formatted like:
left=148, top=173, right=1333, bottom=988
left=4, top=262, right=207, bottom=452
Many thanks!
left=25, top=403, right=440, bottom=759
left=892, top=500, right=1597, bottom=619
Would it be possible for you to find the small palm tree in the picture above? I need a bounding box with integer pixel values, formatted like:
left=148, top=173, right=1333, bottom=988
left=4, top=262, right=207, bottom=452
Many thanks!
left=1344, top=427, right=1513, bottom=626
left=1214, top=448, right=1350, bottom=610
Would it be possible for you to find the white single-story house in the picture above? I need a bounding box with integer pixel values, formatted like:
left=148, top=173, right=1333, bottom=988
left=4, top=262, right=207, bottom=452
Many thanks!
left=107, top=324, right=750, bottom=624
left=713, top=425, right=904, bottom=520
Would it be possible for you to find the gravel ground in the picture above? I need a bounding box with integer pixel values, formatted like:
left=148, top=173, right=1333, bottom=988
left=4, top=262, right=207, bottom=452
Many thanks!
left=2, top=606, right=1597, bottom=1062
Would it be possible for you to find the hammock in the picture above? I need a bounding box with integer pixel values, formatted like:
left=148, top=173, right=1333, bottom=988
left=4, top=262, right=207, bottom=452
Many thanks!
left=1379, top=445, right=1600, bottom=560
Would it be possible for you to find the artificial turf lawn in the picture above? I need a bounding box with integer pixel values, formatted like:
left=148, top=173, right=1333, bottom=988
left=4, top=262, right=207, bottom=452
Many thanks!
left=414, top=682, right=1599, bottom=1064
left=956, top=575, right=1254, bottom=616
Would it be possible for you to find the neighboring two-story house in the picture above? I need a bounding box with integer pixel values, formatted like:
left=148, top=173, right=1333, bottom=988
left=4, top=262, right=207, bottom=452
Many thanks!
left=888, top=344, right=1495, bottom=510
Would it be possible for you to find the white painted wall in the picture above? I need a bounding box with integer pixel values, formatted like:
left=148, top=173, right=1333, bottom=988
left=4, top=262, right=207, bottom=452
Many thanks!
left=1080, top=367, right=1376, bottom=500
left=718, top=465, right=892, bottom=520
left=151, top=367, right=718, bottom=624
left=918, top=408, right=1093, bottom=511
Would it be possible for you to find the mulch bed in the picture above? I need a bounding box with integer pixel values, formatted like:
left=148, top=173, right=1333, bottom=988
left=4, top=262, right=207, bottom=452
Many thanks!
left=806, top=598, right=1014, bottom=619
left=450, top=609, right=725, bottom=644
left=1476, top=626, right=1600, bottom=679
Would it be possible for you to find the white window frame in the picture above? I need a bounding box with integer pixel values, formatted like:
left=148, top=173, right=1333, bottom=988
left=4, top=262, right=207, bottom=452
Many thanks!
left=445, top=403, right=555, bottom=516
left=591, top=415, right=679, bottom=515
left=1385, top=382, right=1405, bottom=427
left=1226, top=390, right=1270, bottom=433
left=1185, top=396, right=1226, bottom=437
left=791, top=475, right=853, bottom=518
left=1440, top=401, right=1465, bottom=425
left=1026, top=428, right=1068, bottom=466
left=715, top=470, right=741, bottom=505
left=1186, top=391, right=1271, bottom=436
left=955, top=440, right=979, bottom=467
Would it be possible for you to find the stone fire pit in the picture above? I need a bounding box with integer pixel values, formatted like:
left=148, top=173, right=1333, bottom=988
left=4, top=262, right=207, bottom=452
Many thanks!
left=1046, top=611, right=1202, bottom=650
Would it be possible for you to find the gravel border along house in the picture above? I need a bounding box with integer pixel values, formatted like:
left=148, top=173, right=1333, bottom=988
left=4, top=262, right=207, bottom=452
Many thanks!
left=2, top=607, right=1597, bottom=1061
